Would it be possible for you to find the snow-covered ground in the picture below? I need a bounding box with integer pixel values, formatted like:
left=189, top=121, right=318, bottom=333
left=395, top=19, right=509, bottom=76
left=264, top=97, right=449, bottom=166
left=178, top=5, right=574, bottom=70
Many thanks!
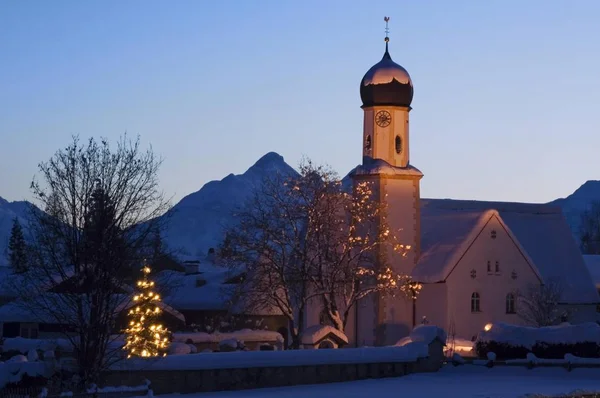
left=155, top=365, right=600, bottom=398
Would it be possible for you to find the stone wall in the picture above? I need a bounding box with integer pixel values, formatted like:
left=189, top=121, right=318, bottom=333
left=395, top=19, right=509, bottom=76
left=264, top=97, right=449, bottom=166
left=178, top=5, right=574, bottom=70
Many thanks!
left=102, top=340, right=444, bottom=394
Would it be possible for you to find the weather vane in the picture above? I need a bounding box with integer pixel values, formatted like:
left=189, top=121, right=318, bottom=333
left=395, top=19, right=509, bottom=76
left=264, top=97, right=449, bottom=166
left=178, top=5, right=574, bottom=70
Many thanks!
left=384, top=16, right=390, bottom=43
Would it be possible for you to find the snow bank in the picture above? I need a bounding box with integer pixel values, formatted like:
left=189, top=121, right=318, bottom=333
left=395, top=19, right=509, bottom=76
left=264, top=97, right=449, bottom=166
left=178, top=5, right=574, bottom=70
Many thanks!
left=219, top=339, right=239, bottom=349
left=395, top=325, right=447, bottom=347
left=167, top=343, right=192, bottom=356
left=301, top=325, right=348, bottom=345
left=172, top=329, right=283, bottom=344
left=0, top=361, right=53, bottom=389
left=111, top=344, right=430, bottom=371
left=476, top=322, right=600, bottom=349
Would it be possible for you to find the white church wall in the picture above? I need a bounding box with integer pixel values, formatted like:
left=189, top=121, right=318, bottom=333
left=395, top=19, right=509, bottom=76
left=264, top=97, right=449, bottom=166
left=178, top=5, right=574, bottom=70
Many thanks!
left=382, top=177, right=420, bottom=276
left=304, top=295, right=321, bottom=331
left=391, top=108, right=410, bottom=167
left=415, top=283, right=447, bottom=331
left=379, top=176, right=421, bottom=345
left=445, top=214, right=540, bottom=340
left=355, top=295, right=377, bottom=347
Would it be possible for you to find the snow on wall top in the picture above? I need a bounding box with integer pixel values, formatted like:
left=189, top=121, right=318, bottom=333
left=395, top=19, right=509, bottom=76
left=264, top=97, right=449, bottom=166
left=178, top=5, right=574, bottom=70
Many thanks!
left=412, top=199, right=599, bottom=304
left=112, top=343, right=429, bottom=371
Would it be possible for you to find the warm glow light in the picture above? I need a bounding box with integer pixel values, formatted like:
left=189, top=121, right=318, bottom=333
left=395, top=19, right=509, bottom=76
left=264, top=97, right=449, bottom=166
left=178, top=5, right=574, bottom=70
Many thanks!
left=484, top=323, right=493, bottom=332
left=123, top=264, right=170, bottom=359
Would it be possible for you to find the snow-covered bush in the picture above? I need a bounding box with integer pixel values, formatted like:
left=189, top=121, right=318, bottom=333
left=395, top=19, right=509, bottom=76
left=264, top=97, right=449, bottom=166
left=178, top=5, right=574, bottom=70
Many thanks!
left=8, top=354, right=27, bottom=363
left=219, top=338, right=246, bottom=352
left=395, top=325, right=447, bottom=347
left=167, top=343, right=192, bottom=356
left=475, top=322, right=600, bottom=359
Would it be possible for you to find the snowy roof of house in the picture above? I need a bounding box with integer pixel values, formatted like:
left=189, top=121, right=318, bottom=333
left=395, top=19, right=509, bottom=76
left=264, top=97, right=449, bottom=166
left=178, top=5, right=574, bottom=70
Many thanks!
left=157, top=259, right=282, bottom=316
left=412, top=199, right=599, bottom=304
left=157, top=264, right=235, bottom=312
left=0, top=291, right=185, bottom=324
left=583, top=255, right=600, bottom=288
left=0, top=267, right=71, bottom=298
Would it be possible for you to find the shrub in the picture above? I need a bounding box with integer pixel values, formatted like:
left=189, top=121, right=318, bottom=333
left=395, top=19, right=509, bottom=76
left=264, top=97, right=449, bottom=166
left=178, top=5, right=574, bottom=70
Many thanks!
left=5, top=374, right=48, bottom=389
left=259, top=344, right=275, bottom=351
left=476, top=340, right=600, bottom=359
left=531, top=342, right=600, bottom=359
left=475, top=341, right=529, bottom=360
left=0, top=349, right=24, bottom=361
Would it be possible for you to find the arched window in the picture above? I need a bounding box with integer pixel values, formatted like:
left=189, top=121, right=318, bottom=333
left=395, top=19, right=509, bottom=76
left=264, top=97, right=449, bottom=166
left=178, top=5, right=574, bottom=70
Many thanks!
left=365, top=135, right=372, bottom=151
left=471, top=292, right=481, bottom=313
left=506, top=293, right=516, bottom=314
left=395, top=136, right=402, bottom=154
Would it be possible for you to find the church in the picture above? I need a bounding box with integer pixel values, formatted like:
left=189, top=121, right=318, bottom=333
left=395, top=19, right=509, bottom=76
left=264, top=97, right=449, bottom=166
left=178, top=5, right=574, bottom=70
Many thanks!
left=305, top=28, right=600, bottom=346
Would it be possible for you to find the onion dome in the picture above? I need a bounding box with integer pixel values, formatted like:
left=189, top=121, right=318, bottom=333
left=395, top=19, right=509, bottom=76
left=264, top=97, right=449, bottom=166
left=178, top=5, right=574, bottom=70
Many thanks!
left=360, top=42, right=413, bottom=108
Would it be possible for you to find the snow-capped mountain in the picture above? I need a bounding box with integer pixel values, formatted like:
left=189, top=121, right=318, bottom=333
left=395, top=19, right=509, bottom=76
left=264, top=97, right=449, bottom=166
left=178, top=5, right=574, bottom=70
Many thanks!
left=548, top=180, right=600, bottom=240
left=161, top=152, right=298, bottom=259
left=1, top=156, right=598, bottom=263
left=0, top=197, right=34, bottom=266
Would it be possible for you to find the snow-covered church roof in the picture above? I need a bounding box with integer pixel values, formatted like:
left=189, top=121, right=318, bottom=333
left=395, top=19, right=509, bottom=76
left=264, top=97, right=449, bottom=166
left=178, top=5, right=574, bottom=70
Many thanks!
left=412, top=199, right=599, bottom=304
left=583, top=255, right=600, bottom=289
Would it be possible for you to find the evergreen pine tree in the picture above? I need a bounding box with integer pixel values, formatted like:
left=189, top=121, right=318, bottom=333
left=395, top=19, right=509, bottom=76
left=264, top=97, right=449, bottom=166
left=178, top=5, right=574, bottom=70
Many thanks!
left=8, top=217, right=27, bottom=273
left=124, top=264, right=170, bottom=358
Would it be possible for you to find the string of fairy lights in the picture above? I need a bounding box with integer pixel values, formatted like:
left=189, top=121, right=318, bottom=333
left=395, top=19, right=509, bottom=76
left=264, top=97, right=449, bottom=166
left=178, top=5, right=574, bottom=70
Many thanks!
left=123, top=265, right=170, bottom=358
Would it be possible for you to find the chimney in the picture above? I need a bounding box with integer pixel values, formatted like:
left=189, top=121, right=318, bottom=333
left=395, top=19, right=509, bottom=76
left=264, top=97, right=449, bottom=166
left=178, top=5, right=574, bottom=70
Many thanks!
left=207, top=247, right=216, bottom=264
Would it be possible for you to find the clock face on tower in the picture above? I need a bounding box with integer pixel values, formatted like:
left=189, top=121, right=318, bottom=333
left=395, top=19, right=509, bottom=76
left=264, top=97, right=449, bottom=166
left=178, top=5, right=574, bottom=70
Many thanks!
left=375, top=110, right=392, bottom=128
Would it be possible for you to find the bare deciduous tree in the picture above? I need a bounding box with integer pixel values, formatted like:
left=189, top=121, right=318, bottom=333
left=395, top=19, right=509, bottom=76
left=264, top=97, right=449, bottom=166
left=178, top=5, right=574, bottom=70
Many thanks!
left=220, top=166, right=314, bottom=349
left=13, top=135, right=170, bottom=388
left=306, top=162, right=418, bottom=331
left=580, top=201, right=600, bottom=254
left=517, top=279, right=570, bottom=327
left=220, top=159, right=418, bottom=345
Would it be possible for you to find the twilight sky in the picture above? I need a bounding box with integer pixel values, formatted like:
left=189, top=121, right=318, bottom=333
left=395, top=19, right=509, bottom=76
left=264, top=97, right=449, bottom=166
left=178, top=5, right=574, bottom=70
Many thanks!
left=1, top=0, right=599, bottom=204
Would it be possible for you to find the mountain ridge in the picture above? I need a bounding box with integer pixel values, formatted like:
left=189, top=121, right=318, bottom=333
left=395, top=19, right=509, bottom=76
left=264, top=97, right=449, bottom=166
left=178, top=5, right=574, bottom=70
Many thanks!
left=1, top=154, right=599, bottom=264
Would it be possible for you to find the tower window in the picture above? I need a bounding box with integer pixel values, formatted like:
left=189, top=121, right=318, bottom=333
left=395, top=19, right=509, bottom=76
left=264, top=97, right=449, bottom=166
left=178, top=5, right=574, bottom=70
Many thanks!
left=495, top=261, right=500, bottom=273
left=365, top=135, right=372, bottom=151
left=487, top=261, right=491, bottom=273
left=395, top=136, right=402, bottom=154
left=506, top=293, right=516, bottom=314
left=491, top=230, right=497, bottom=239
left=471, top=292, right=481, bottom=313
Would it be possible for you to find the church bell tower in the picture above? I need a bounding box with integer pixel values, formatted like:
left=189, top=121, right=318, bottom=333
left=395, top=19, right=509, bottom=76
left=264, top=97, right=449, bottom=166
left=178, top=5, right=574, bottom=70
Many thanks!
left=350, top=17, right=423, bottom=346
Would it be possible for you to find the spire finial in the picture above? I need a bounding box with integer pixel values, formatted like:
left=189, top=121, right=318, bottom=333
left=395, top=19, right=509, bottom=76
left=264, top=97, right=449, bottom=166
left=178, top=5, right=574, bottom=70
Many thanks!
left=384, top=17, right=390, bottom=41
left=384, top=16, right=390, bottom=52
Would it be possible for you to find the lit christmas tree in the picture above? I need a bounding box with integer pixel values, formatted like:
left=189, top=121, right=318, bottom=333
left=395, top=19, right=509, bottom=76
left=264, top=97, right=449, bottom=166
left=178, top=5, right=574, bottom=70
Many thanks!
left=124, top=265, right=170, bottom=358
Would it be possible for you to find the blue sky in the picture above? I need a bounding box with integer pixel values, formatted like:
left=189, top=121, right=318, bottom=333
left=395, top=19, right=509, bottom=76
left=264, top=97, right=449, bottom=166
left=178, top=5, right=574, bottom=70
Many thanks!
left=1, top=0, right=599, bottom=204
